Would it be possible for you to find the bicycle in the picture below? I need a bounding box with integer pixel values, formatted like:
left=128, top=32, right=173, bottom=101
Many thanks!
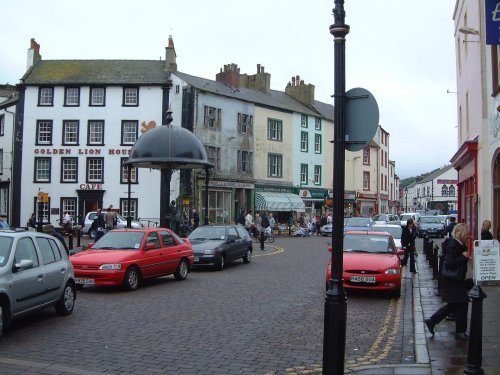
left=253, top=228, right=274, bottom=243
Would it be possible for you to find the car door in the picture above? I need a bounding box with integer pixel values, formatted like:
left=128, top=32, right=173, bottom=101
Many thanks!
left=140, top=231, right=165, bottom=278
left=35, top=237, right=67, bottom=302
left=159, top=230, right=184, bottom=274
left=10, top=237, right=47, bottom=313
left=225, top=226, right=242, bottom=262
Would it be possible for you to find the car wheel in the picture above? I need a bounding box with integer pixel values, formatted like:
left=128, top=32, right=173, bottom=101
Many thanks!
left=88, top=228, right=96, bottom=239
left=124, top=266, right=141, bottom=291
left=55, top=282, right=76, bottom=316
left=174, top=259, right=189, bottom=281
left=243, top=249, right=252, bottom=263
left=216, top=254, right=225, bottom=271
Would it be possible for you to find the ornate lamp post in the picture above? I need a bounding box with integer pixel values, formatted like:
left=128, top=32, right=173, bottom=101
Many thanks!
left=323, top=1, right=349, bottom=374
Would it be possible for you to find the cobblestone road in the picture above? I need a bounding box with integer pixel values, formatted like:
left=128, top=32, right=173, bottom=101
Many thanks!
left=0, top=236, right=415, bottom=374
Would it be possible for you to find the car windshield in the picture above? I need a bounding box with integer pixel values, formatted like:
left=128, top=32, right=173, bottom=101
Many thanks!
left=371, top=226, right=402, bottom=239
left=345, top=218, right=372, bottom=227
left=372, top=215, right=386, bottom=221
left=343, top=234, right=392, bottom=253
left=420, top=217, right=441, bottom=224
left=0, top=236, right=13, bottom=267
left=188, top=227, right=227, bottom=241
left=92, top=231, right=145, bottom=250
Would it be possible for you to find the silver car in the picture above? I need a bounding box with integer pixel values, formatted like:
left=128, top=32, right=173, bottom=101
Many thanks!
left=0, top=229, right=76, bottom=337
left=81, top=211, right=143, bottom=239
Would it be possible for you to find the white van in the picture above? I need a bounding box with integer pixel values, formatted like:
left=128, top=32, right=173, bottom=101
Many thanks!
left=399, top=212, right=421, bottom=228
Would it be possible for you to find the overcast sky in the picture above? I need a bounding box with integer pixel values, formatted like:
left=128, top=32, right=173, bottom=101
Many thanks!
left=1, top=0, right=457, bottom=179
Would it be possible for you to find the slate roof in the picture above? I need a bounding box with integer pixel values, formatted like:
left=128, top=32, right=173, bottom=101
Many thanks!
left=20, top=60, right=171, bottom=85
left=419, top=165, right=454, bottom=183
left=173, top=71, right=322, bottom=117
left=0, top=94, right=18, bottom=110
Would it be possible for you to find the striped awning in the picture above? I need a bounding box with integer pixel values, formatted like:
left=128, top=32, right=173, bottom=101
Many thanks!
left=255, top=192, right=305, bottom=212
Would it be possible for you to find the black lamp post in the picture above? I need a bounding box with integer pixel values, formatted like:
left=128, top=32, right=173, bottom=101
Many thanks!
left=323, top=1, right=349, bottom=374
left=405, top=187, right=408, bottom=212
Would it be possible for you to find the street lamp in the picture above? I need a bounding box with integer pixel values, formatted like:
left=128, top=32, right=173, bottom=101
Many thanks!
left=405, top=187, right=408, bottom=212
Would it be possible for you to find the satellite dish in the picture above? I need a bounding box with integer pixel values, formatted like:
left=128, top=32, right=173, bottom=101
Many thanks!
left=345, top=87, right=379, bottom=152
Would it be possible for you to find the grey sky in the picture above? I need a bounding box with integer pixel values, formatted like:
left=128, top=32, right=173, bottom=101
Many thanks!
left=1, top=0, right=457, bottom=179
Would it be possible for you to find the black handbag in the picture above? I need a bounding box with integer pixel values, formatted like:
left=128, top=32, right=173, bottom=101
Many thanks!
left=441, top=261, right=465, bottom=281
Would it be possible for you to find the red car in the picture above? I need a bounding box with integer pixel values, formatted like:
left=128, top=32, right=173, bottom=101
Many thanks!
left=326, top=231, right=404, bottom=298
left=70, top=228, right=194, bottom=290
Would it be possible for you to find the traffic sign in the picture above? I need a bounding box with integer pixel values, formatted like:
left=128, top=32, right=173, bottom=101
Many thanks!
left=345, top=87, right=380, bottom=152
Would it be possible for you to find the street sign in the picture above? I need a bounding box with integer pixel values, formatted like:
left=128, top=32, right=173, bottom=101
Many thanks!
left=345, top=87, right=379, bottom=152
left=38, top=192, right=49, bottom=203
left=473, top=240, right=500, bottom=282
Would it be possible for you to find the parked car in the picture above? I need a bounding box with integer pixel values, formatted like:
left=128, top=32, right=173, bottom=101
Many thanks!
left=320, top=223, right=332, bottom=236
left=370, top=224, right=403, bottom=259
left=343, top=217, right=373, bottom=232
left=372, top=214, right=400, bottom=225
left=416, top=216, right=445, bottom=238
left=325, top=231, right=403, bottom=297
left=0, top=229, right=76, bottom=337
left=70, top=228, right=194, bottom=290
left=80, top=211, right=143, bottom=239
left=399, top=212, right=421, bottom=228
left=188, top=225, right=252, bottom=270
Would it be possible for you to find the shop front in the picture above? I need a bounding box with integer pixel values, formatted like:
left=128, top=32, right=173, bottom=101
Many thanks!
left=254, top=186, right=305, bottom=227
left=297, top=188, right=328, bottom=217
left=325, top=190, right=357, bottom=217
left=357, top=192, right=377, bottom=217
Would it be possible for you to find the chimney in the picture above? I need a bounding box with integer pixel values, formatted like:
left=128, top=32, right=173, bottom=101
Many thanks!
left=239, top=63, right=271, bottom=94
left=215, top=63, right=240, bottom=89
left=165, top=36, right=177, bottom=72
left=285, top=75, right=315, bottom=106
left=26, top=38, right=42, bottom=71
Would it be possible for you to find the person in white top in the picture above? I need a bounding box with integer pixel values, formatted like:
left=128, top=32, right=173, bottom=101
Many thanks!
left=245, top=209, right=254, bottom=236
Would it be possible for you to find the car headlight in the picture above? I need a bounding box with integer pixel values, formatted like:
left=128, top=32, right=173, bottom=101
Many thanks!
left=385, top=268, right=401, bottom=275
left=99, top=264, right=122, bottom=270
left=203, top=249, right=215, bottom=255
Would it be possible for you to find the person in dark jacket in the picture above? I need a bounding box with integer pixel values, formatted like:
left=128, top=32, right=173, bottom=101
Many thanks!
left=401, top=219, right=417, bottom=272
left=425, top=223, right=472, bottom=341
left=480, top=219, right=493, bottom=240
left=43, top=224, right=69, bottom=255
left=191, top=208, right=200, bottom=229
left=442, top=216, right=457, bottom=238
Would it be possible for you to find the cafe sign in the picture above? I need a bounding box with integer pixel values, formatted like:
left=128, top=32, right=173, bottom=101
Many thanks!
left=473, top=240, right=500, bottom=282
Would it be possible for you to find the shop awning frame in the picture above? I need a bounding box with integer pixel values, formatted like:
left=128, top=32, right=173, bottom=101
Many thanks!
left=255, top=192, right=305, bottom=212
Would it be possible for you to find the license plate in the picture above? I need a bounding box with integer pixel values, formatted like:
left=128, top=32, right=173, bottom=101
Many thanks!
left=194, top=257, right=199, bottom=262
left=74, top=278, right=95, bottom=285
left=350, top=276, right=376, bottom=283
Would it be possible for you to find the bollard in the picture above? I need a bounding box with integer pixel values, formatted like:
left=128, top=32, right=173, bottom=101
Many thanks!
left=437, top=249, right=444, bottom=296
left=77, top=228, right=81, bottom=247
left=68, top=231, right=73, bottom=250
left=260, top=229, right=265, bottom=251
left=432, top=243, right=439, bottom=279
left=423, top=236, right=429, bottom=259
left=464, top=285, right=487, bottom=375
left=428, top=240, right=434, bottom=267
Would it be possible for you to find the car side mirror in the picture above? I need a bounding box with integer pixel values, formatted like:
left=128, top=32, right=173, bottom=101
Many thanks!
left=227, top=238, right=236, bottom=244
left=144, top=243, right=156, bottom=250
left=13, top=259, right=34, bottom=272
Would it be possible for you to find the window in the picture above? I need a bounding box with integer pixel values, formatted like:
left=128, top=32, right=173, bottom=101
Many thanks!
left=363, top=147, right=370, bottom=165
left=64, top=87, right=80, bottom=106
left=123, top=87, right=139, bottom=106
left=0, top=188, right=7, bottom=216
left=204, top=106, right=221, bottom=129
left=237, top=151, right=252, bottom=173
left=86, top=157, right=104, bottom=183
left=267, top=119, right=283, bottom=141
left=363, top=171, right=370, bottom=190
left=201, top=190, right=232, bottom=224
left=33, top=198, right=50, bottom=223
left=300, top=164, right=308, bottom=184
left=268, top=153, right=283, bottom=177
left=15, top=238, right=39, bottom=267
left=34, top=157, right=51, bottom=182
left=448, top=185, right=456, bottom=196
left=301, top=114, right=308, bottom=128
left=121, top=157, right=138, bottom=184
left=38, top=87, right=53, bottom=106
left=62, top=120, right=79, bottom=145
left=0, top=149, right=3, bottom=175
left=175, top=85, right=180, bottom=94
left=315, top=134, right=322, bottom=154
left=300, top=131, right=308, bottom=152
left=36, top=237, right=62, bottom=264
left=205, top=146, right=221, bottom=171
left=120, top=198, right=138, bottom=220
left=0, top=115, right=4, bottom=136
left=90, top=87, right=105, bottom=106
left=61, top=158, right=78, bottom=182
left=88, top=120, right=104, bottom=145
left=121, top=121, right=138, bottom=145
left=315, top=117, right=322, bottom=131
left=314, top=165, right=321, bottom=185
left=441, top=185, right=448, bottom=197
left=36, top=120, right=53, bottom=145
left=61, top=198, right=77, bottom=223
left=160, top=230, right=176, bottom=247
left=238, top=113, right=253, bottom=135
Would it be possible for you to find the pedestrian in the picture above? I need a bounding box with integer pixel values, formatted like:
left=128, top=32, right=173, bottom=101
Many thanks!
left=170, top=200, right=178, bottom=233
left=442, top=215, right=457, bottom=238
left=94, top=208, right=105, bottom=242
left=27, top=213, right=36, bottom=231
left=0, top=216, right=9, bottom=228
left=191, top=208, right=200, bottom=229
left=288, top=214, right=294, bottom=236
left=480, top=219, right=493, bottom=240
left=401, top=219, right=417, bottom=272
left=260, top=212, right=270, bottom=251
left=425, top=223, right=472, bottom=341
left=255, top=213, right=262, bottom=236
left=104, top=206, right=116, bottom=232
left=245, top=209, right=254, bottom=236
left=315, top=215, right=321, bottom=235
left=268, top=213, right=275, bottom=234
left=43, top=224, right=69, bottom=255
left=62, top=211, right=72, bottom=230
left=237, top=209, right=246, bottom=226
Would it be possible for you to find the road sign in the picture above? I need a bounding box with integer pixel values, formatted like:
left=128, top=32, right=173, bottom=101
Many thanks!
left=345, top=87, right=379, bottom=152
left=38, top=192, right=49, bottom=203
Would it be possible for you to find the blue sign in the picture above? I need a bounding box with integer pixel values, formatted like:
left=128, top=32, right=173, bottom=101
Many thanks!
left=486, top=0, right=500, bottom=45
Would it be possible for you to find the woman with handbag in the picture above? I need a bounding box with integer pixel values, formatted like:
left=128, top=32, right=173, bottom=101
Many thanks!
left=401, top=219, right=417, bottom=272
left=425, top=223, right=471, bottom=341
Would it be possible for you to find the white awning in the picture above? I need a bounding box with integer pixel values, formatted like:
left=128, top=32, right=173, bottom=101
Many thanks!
left=255, top=192, right=305, bottom=212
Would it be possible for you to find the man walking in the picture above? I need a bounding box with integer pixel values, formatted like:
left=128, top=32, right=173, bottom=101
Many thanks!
left=105, top=206, right=116, bottom=232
